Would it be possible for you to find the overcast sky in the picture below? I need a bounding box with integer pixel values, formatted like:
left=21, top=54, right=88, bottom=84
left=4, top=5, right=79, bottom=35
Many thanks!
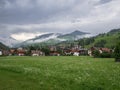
left=0, top=0, right=120, bottom=41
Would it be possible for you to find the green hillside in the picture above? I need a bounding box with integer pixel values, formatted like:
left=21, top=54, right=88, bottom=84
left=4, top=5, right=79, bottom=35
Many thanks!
left=77, top=28, right=120, bottom=48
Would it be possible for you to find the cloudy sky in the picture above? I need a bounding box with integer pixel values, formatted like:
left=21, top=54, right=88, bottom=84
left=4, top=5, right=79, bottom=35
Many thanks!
left=0, top=0, right=120, bottom=41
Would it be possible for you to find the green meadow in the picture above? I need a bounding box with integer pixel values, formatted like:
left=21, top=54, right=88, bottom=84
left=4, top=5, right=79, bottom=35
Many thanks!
left=0, top=56, right=120, bottom=90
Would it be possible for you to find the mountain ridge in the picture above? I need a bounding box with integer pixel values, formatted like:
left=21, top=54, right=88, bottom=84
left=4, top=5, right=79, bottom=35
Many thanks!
left=77, top=28, right=120, bottom=48
left=0, top=42, right=9, bottom=50
left=17, top=30, right=91, bottom=47
left=0, top=36, right=19, bottom=47
left=0, top=28, right=120, bottom=48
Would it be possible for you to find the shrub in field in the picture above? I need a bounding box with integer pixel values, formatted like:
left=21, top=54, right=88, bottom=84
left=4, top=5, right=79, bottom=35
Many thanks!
left=100, top=51, right=112, bottom=58
left=114, top=42, right=120, bottom=62
left=92, top=50, right=100, bottom=58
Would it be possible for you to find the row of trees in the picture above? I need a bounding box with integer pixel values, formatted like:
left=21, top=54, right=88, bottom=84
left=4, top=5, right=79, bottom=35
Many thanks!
left=78, top=37, right=95, bottom=47
left=78, top=37, right=107, bottom=48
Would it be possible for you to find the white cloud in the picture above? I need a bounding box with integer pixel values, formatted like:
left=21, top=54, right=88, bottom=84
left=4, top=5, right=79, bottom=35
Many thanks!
left=11, top=32, right=45, bottom=41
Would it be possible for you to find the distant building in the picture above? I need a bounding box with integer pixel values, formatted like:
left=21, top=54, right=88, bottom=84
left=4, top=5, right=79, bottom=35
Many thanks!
left=71, top=45, right=81, bottom=51
left=10, top=48, right=17, bottom=55
left=79, top=48, right=88, bottom=55
left=31, top=50, right=45, bottom=56
left=0, top=51, right=2, bottom=56
left=2, top=50, right=10, bottom=56
left=50, top=51, right=60, bottom=56
left=73, top=52, right=79, bottom=56
left=49, top=46, right=57, bottom=51
left=17, top=48, right=26, bottom=56
left=99, top=48, right=111, bottom=53
left=9, top=48, right=27, bottom=56
left=88, top=47, right=99, bottom=56
left=88, top=50, right=92, bottom=56
left=64, top=49, right=72, bottom=56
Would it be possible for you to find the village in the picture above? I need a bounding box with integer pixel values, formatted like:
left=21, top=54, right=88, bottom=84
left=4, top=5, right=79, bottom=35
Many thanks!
left=0, top=45, right=114, bottom=57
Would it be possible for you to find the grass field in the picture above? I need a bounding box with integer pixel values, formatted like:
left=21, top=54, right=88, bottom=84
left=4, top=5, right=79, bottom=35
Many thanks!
left=0, top=56, right=120, bottom=90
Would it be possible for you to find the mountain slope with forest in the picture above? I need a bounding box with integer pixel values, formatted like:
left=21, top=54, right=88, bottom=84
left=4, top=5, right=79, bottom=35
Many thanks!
left=77, top=28, right=120, bottom=48
left=18, top=30, right=91, bottom=47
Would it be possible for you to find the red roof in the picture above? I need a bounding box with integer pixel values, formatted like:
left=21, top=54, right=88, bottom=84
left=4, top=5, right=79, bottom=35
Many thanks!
left=100, top=48, right=111, bottom=52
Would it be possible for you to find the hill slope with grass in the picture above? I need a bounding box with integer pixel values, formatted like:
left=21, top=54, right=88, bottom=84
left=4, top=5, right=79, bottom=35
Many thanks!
left=77, top=28, right=120, bottom=48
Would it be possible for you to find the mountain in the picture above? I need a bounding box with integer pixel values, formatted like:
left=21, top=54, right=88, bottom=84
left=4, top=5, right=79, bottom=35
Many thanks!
left=69, top=30, right=89, bottom=35
left=0, top=36, right=19, bottom=47
left=21, top=33, right=62, bottom=45
left=107, top=28, right=120, bottom=34
left=32, top=33, right=62, bottom=41
left=0, top=42, right=9, bottom=50
left=76, top=28, right=120, bottom=48
left=19, top=30, right=91, bottom=46
left=58, top=30, right=90, bottom=40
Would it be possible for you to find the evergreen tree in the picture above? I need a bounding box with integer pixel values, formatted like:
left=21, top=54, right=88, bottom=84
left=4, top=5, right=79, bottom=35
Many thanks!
left=114, top=42, right=120, bottom=62
left=92, top=50, right=100, bottom=58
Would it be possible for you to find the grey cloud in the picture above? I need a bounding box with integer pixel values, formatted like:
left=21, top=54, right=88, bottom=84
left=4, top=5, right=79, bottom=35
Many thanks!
left=99, top=0, right=113, bottom=4
left=0, top=0, right=120, bottom=40
left=0, top=0, right=5, bottom=8
left=0, top=0, right=94, bottom=24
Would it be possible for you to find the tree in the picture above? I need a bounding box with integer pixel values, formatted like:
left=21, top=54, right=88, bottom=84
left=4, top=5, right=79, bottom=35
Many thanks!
left=92, top=50, right=100, bottom=58
left=70, top=43, right=74, bottom=48
left=84, top=37, right=95, bottom=45
left=100, top=51, right=112, bottom=58
left=29, top=46, right=35, bottom=50
left=57, top=48, right=63, bottom=55
left=41, top=47, right=50, bottom=56
left=114, top=42, right=120, bottom=62
left=94, top=40, right=106, bottom=47
left=78, top=39, right=85, bottom=48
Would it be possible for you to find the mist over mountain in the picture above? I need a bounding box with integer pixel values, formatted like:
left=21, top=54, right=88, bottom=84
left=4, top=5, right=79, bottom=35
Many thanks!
left=0, top=42, right=9, bottom=50
left=0, top=36, right=20, bottom=47
left=16, top=30, right=91, bottom=47
left=58, top=30, right=90, bottom=40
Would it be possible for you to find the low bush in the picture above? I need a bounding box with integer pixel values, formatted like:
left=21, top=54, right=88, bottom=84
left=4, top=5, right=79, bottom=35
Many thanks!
left=100, top=52, right=113, bottom=58
left=92, top=50, right=100, bottom=58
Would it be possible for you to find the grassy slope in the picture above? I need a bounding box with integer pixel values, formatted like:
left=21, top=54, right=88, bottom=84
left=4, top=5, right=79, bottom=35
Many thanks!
left=85, top=32, right=120, bottom=48
left=0, top=56, right=120, bottom=90
left=95, top=33, right=119, bottom=47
